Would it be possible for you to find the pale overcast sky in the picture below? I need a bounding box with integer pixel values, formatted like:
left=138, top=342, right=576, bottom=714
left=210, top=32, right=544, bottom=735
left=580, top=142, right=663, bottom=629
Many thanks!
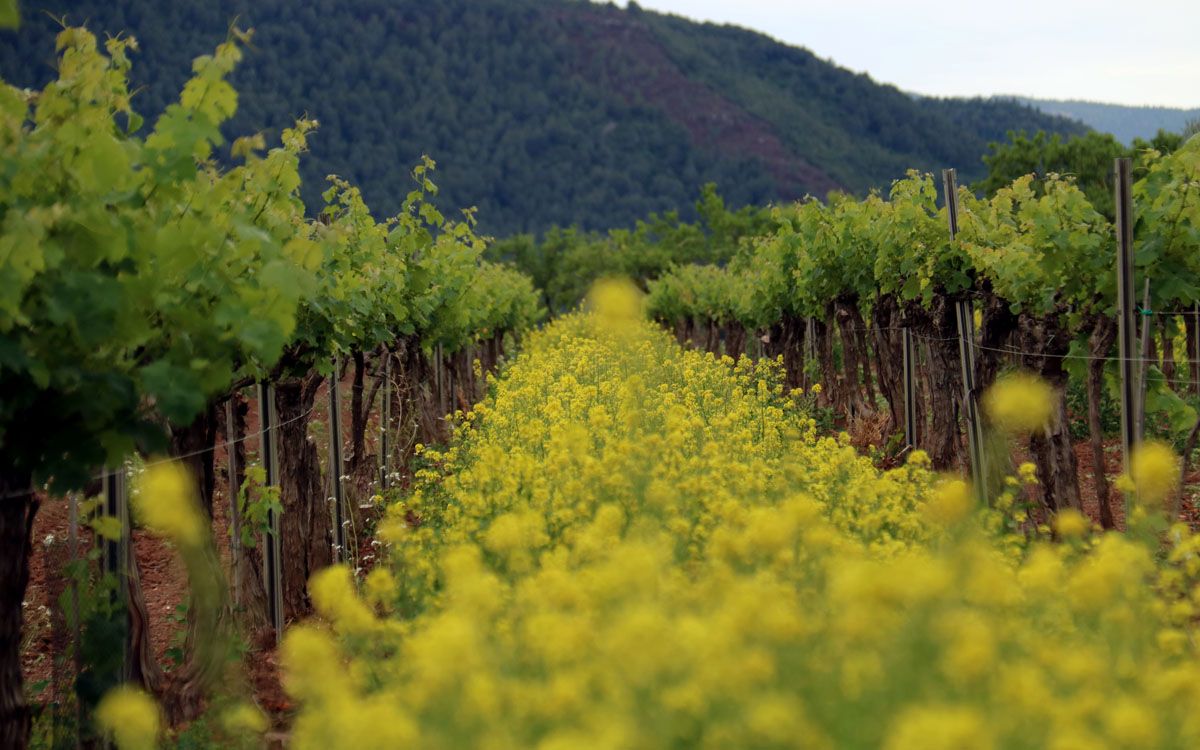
left=617, top=1, right=1199, bottom=108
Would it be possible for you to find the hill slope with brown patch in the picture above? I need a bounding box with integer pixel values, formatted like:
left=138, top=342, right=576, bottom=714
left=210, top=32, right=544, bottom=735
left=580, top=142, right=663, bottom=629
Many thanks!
left=0, top=0, right=1087, bottom=234
left=555, top=5, right=841, bottom=198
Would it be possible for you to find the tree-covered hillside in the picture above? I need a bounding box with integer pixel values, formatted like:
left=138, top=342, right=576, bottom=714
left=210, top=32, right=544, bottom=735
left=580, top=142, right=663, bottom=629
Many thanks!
left=0, top=0, right=1086, bottom=234
left=1017, top=97, right=1200, bottom=145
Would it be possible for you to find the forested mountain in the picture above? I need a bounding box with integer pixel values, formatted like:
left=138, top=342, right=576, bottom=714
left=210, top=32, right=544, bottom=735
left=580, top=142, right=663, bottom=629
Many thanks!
left=0, top=0, right=1087, bottom=234
left=1017, top=97, right=1200, bottom=145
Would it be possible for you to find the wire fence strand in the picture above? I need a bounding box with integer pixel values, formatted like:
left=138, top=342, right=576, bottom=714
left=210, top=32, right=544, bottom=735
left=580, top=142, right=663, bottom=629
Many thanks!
left=5, top=397, right=323, bottom=502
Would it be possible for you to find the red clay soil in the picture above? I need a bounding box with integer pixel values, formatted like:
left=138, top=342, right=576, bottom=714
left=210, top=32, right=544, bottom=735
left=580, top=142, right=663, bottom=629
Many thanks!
left=20, top=493, right=279, bottom=726
left=19, top=366, right=390, bottom=738
left=1007, top=439, right=1200, bottom=531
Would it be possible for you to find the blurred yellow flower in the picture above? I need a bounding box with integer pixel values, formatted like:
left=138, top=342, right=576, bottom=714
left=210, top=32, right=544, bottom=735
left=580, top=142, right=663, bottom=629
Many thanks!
left=885, top=704, right=993, bottom=750
left=983, top=372, right=1054, bottom=434
left=135, top=461, right=205, bottom=547
left=279, top=310, right=1200, bottom=750
left=1130, top=441, right=1180, bottom=507
left=1105, top=697, right=1159, bottom=748
left=95, top=685, right=160, bottom=750
left=310, top=565, right=376, bottom=634
left=221, top=702, right=268, bottom=735
left=925, top=478, right=972, bottom=526
left=1054, top=509, right=1089, bottom=539
left=364, top=566, right=397, bottom=610
left=586, top=277, right=644, bottom=322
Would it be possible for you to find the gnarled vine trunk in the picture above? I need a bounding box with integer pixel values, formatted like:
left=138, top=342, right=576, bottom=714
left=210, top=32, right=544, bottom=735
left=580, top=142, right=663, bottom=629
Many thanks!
left=672, top=319, right=689, bottom=347
left=908, top=296, right=965, bottom=471
left=765, top=313, right=805, bottom=391
left=1017, top=313, right=1081, bottom=514
left=787, top=315, right=807, bottom=391
left=392, top=336, right=445, bottom=454
left=975, top=288, right=1017, bottom=396
left=170, top=405, right=218, bottom=519
left=871, top=294, right=905, bottom=439
left=815, top=314, right=838, bottom=412
left=275, top=375, right=333, bottom=622
left=703, top=319, right=721, bottom=355
left=853, top=312, right=877, bottom=404
left=833, top=296, right=871, bottom=421
left=159, top=542, right=235, bottom=726
left=724, top=321, right=747, bottom=361
left=1087, top=315, right=1118, bottom=528
left=228, top=395, right=271, bottom=632
left=164, top=400, right=220, bottom=720
left=0, top=478, right=36, bottom=750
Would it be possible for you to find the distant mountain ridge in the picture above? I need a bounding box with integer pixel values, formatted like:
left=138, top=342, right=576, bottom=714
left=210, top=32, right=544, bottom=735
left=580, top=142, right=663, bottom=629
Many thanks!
left=0, top=0, right=1086, bottom=234
left=1015, top=97, right=1200, bottom=145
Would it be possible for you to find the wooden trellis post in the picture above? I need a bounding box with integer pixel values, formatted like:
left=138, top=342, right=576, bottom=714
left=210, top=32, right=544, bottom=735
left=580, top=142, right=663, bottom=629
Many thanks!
left=944, top=168, right=986, bottom=501
left=1115, top=158, right=1139, bottom=472
left=257, top=382, right=284, bottom=642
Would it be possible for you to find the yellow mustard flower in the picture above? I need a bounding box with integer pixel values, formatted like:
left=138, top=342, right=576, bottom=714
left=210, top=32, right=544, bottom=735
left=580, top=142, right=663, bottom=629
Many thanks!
left=95, top=685, right=160, bottom=750
left=983, top=372, right=1054, bottom=434
left=135, top=461, right=205, bottom=547
left=1130, top=441, right=1180, bottom=507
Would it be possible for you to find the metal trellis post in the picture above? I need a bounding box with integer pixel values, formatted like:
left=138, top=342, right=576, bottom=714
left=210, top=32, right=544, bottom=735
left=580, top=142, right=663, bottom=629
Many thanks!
left=257, top=382, right=284, bottom=642
left=328, top=359, right=347, bottom=563
left=944, top=168, right=986, bottom=501
left=379, top=355, right=391, bottom=490
left=1115, top=158, right=1139, bottom=472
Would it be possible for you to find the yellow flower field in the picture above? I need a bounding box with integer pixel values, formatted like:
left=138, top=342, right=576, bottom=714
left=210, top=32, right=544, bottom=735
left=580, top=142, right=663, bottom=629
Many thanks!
left=283, top=297, right=1200, bottom=749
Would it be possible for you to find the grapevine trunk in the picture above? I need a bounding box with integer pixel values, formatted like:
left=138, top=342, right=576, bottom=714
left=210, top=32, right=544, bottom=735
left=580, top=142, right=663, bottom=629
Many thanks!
left=0, top=475, right=36, bottom=750
left=833, top=297, right=871, bottom=421
left=1088, top=316, right=1118, bottom=528
left=870, top=295, right=904, bottom=441
left=275, top=375, right=333, bottom=622
left=1017, top=313, right=1082, bottom=513
left=171, top=404, right=218, bottom=519
left=975, top=288, right=1017, bottom=396
left=909, top=296, right=964, bottom=471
